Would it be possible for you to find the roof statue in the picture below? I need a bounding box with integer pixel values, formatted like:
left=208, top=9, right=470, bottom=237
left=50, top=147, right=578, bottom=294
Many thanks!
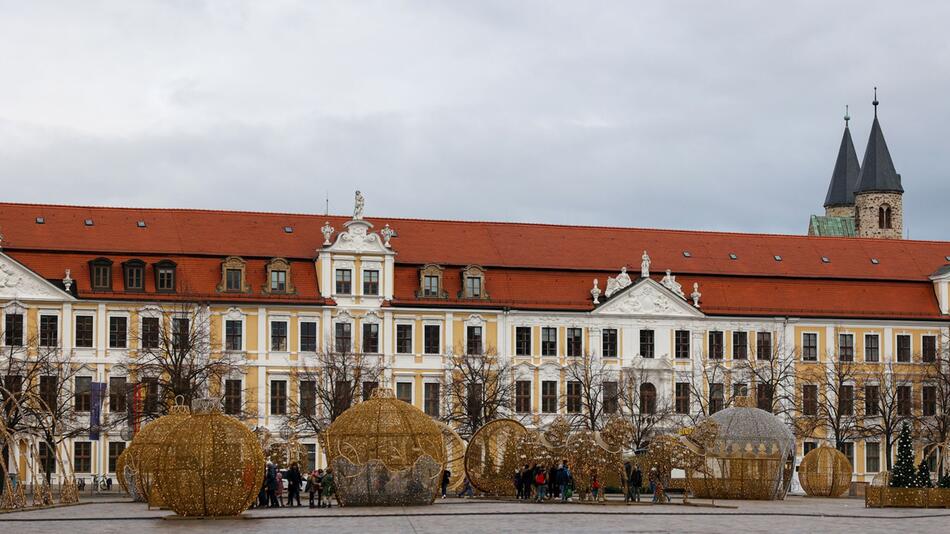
left=354, top=190, right=365, bottom=220
left=380, top=224, right=394, bottom=247
left=590, top=278, right=601, bottom=304
left=641, top=250, right=651, bottom=278
left=62, top=269, right=72, bottom=292
left=823, top=106, right=861, bottom=208
left=321, top=222, right=335, bottom=246
left=604, top=266, right=633, bottom=298
left=661, top=269, right=685, bottom=299
left=691, top=282, right=701, bottom=307
left=855, top=88, right=903, bottom=194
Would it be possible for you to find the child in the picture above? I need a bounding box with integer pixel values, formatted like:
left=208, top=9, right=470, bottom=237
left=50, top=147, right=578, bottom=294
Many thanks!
left=306, top=470, right=320, bottom=508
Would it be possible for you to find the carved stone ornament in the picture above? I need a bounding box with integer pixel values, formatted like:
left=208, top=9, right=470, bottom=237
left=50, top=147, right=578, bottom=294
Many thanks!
left=691, top=282, right=701, bottom=308
left=379, top=224, right=394, bottom=248
left=590, top=278, right=601, bottom=304
left=0, top=253, right=75, bottom=301
left=354, top=190, right=365, bottom=220
left=592, top=278, right=703, bottom=318
left=62, top=269, right=73, bottom=292
left=641, top=250, right=651, bottom=278
left=321, top=222, right=335, bottom=246
left=661, top=269, right=685, bottom=299
left=604, top=266, right=633, bottom=298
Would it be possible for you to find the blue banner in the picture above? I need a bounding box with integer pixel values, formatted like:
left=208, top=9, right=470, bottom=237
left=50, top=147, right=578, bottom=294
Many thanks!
left=89, top=382, right=106, bottom=440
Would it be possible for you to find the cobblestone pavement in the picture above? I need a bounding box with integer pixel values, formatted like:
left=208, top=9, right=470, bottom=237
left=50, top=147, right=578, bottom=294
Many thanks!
left=2, top=495, right=949, bottom=533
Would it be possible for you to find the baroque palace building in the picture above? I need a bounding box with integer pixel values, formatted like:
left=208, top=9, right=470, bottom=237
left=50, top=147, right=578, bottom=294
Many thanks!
left=0, top=100, right=947, bottom=489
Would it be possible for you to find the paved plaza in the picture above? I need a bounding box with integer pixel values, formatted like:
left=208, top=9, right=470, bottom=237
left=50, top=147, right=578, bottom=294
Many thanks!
left=1, top=495, right=948, bottom=533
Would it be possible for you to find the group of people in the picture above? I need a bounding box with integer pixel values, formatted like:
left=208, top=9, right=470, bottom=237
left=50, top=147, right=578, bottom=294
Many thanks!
left=256, top=461, right=336, bottom=509
left=623, top=461, right=671, bottom=504
left=514, top=462, right=576, bottom=502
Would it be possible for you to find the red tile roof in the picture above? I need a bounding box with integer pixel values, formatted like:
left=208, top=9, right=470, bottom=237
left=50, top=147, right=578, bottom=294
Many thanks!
left=1, top=202, right=947, bottom=319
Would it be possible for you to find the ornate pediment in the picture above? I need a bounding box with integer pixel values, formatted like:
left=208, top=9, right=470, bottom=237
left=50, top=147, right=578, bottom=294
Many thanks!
left=0, top=252, right=75, bottom=302
left=592, top=278, right=702, bottom=317
left=320, top=192, right=395, bottom=256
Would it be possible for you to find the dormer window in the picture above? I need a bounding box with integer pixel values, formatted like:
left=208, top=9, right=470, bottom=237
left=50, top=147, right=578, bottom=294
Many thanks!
left=154, top=260, right=177, bottom=293
left=218, top=256, right=249, bottom=293
left=416, top=264, right=446, bottom=298
left=89, top=258, right=113, bottom=291
left=460, top=265, right=488, bottom=300
left=122, top=260, right=145, bottom=291
left=263, top=258, right=295, bottom=294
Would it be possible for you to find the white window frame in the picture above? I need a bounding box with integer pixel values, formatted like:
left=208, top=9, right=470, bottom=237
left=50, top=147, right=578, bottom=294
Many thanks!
left=541, top=326, right=558, bottom=357
left=269, top=317, right=290, bottom=353
left=394, top=379, right=414, bottom=405
left=269, top=377, right=289, bottom=416
left=73, top=310, right=96, bottom=350
left=422, top=320, right=442, bottom=355
left=107, top=312, right=130, bottom=350
left=395, top=321, right=414, bottom=355
left=221, top=308, right=247, bottom=353
left=1, top=301, right=28, bottom=348
left=864, top=333, right=881, bottom=362
left=297, top=316, right=320, bottom=354
left=800, top=331, right=819, bottom=361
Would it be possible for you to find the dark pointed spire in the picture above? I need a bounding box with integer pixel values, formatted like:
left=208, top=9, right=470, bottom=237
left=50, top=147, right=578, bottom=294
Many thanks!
left=823, top=106, right=861, bottom=208
left=856, top=89, right=903, bottom=194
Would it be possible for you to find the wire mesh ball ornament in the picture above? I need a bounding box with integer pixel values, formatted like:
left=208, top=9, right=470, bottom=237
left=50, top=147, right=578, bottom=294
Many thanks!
left=324, top=387, right=447, bottom=506
left=689, top=402, right=796, bottom=500
left=798, top=446, right=852, bottom=497
left=154, top=398, right=265, bottom=517
left=439, top=422, right=467, bottom=493
left=129, top=400, right=191, bottom=506
left=464, top=419, right=528, bottom=495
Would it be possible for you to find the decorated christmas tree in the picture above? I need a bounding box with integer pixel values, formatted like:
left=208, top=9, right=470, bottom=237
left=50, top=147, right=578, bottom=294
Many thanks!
left=914, top=461, right=933, bottom=488
left=889, top=422, right=916, bottom=488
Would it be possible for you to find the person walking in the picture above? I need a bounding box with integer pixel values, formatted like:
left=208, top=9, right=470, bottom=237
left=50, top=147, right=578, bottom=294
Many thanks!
left=266, top=461, right=279, bottom=508
left=591, top=471, right=601, bottom=502
left=534, top=465, right=547, bottom=502
left=306, top=470, right=320, bottom=508
left=287, top=462, right=302, bottom=507
left=457, top=476, right=475, bottom=498
left=623, top=461, right=633, bottom=503
left=558, top=461, right=572, bottom=502
left=441, top=469, right=451, bottom=499
left=630, top=465, right=643, bottom=503
left=514, top=467, right=523, bottom=499
left=276, top=470, right=285, bottom=507
left=547, top=464, right=558, bottom=500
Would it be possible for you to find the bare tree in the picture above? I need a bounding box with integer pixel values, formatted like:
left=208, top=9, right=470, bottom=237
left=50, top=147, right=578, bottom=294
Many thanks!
left=921, top=335, right=950, bottom=476
left=863, top=361, right=917, bottom=471
left=562, top=353, right=614, bottom=431
left=616, top=363, right=675, bottom=451
left=814, top=357, right=864, bottom=450
left=440, top=347, right=514, bottom=439
left=734, top=342, right=797, bottom=417
left=686, top=355, right=739, bottom=424
left=284, top=342, right=383, bottom=440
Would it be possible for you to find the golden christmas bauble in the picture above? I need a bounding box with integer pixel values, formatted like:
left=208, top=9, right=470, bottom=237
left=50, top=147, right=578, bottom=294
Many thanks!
left=799, top=446, right=852, bottom=497
left=155, top=398, right=264, bottom=517
left=129, top=403, right=191, bottom=505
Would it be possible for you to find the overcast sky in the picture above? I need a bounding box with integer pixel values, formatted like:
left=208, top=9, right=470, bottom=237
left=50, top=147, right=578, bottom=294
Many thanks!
left=1, top=1, right=949, bottom=239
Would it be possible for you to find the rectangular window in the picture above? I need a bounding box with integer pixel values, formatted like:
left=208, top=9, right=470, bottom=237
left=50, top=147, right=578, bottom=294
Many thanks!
left=108, top=442, right=126, bottom=473
left=756, top=332, right=772, bottom=360
left=865, top=334, right=880, bottom=362
left=226, top=268, right=242, bottom=291
left=897, top=385, right=912, bottom=416
left=802, top=384, right=818, bottom=416
left=396, top=382, right=413, bottom=404
left=733, top=331, right=748, bottom=359
left=270, top=321, right=288, bottom=351
left=225, top=320, right=242, bottom=351
left=566, top=381, right=581, bottom=413
left=839, top=385, right=854, bottom=416
left=334, top=322, right=352, bottom=353
left=923, top=336, right=937, bottom=363
left=142, top=377, right=159, bottom=415
left=515, top=380, right=532, bottom=414
left=603, top=381, right=619, bottom=414
left=362, top=381, right=379, bottom=401
left=334, top=380, right=353, bottom=415
left=109, top=316, right=127, bottom=349
left=300, top=380, right=316, bottom=416
left=865, top=385, right=880, bottom=416
left=109, top=376, right=126, bottom=413
left=40, top=375, right=58, bottom=411
left=515, top=327, right=531, bottom=356
left=74, top=376, right=92, bottom=412
left=73, top=442, right=92, bottom=473
left=335, top=269, right=352, bottom=294
left=424, top=383, right=440, bottom=417
left=675, top=382, right=690, bottom=414
left=756, top=383, right=774, bottom=413
left=675, top=330, right=690, bottom=359
left=172, top=318, right=189, bottom=351
left=839, top=334, right=854, bottom=362
left=125, top=264, right=143, bottom=290
left=224, top=379, right=243, bottom=415
left=39, top=315, right=58, bottom=347
left=640, top=329, right=655, bottom=358
left=4, top=313, right=24, bottom=346
left=838, top=442, right=854, bottom=467
left=141, top=317, right=159, bottom=349
left=300, top=321, right=317, bottom=352
left=866, top=441, right=881, bottom=473
left=602, top=329, right=618, bottom=358
left=270, top=380, right=287, bottom=415
left=362, top=323, right=379, bottom=353
left=923, top=385, right=937, bottom=416
left=38, top=442, right=56, bottom=474
left=396, top=324, right=412, bottom=354
left=466, top=383, right=482, bottom=417
left=541, top=381, right=558, bottom=413
left=709, top=331, right=724, bottom=359
left=541, top=327, right=557, bottom=357
left=733, top=382, right=748, bottom=398
left=466, top=326, right=483, bottom=355
left=423, top=275, right=440, bottom=297
left=424, top=324, right=440, bottom=354
left=897, top=335, right=911, bottom=363
left=466, top=276, right=481, bottom=298
left=566, top=328, right=582, bottom=357
left=270, top=270, right=287, bottom=292
left=75, top=315, right=94, bottom=348
left=802, top=333, right=818, bottom=361
left=92, top=264, right=111, bottom=290
left=804, top=441, right=817, bottom=456
left=363, top=270, right=379, bottom=295
left=709, top=383, right=724, bottom=414
left=157, top=266, right=175, bottom=292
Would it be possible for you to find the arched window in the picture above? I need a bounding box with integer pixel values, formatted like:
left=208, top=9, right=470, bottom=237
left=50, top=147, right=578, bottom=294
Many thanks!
left=878, top=205, right=892, bottom=229
left=884, top=206, right=892, bottom=229
left=640, top=382, right=656, bottom=414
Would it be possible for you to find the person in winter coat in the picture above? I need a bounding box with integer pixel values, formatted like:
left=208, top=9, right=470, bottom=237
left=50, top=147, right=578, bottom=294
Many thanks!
left=266, top=461, right=279, bottom=508
left=286, top=463, right=303, bottom=507
left=322, top=468, right=335, bottom=508
left=441, top=469, right=451, bottom=498
left=534, top=465, right=547, bottom=502
left=630, top=465, right=643, bottom=503
left=591, top=471, right=601, bottom=502
left=306, top=470, right=320, bottom=508
left=547, top=464, right=558, bottom=500
left=557, top=461, right=572, bottom=502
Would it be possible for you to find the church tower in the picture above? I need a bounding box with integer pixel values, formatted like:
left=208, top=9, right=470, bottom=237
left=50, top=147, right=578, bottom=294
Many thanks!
left=822, top=107, right=861, bottom=218
left=854, top=89, right=904, bottom=239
